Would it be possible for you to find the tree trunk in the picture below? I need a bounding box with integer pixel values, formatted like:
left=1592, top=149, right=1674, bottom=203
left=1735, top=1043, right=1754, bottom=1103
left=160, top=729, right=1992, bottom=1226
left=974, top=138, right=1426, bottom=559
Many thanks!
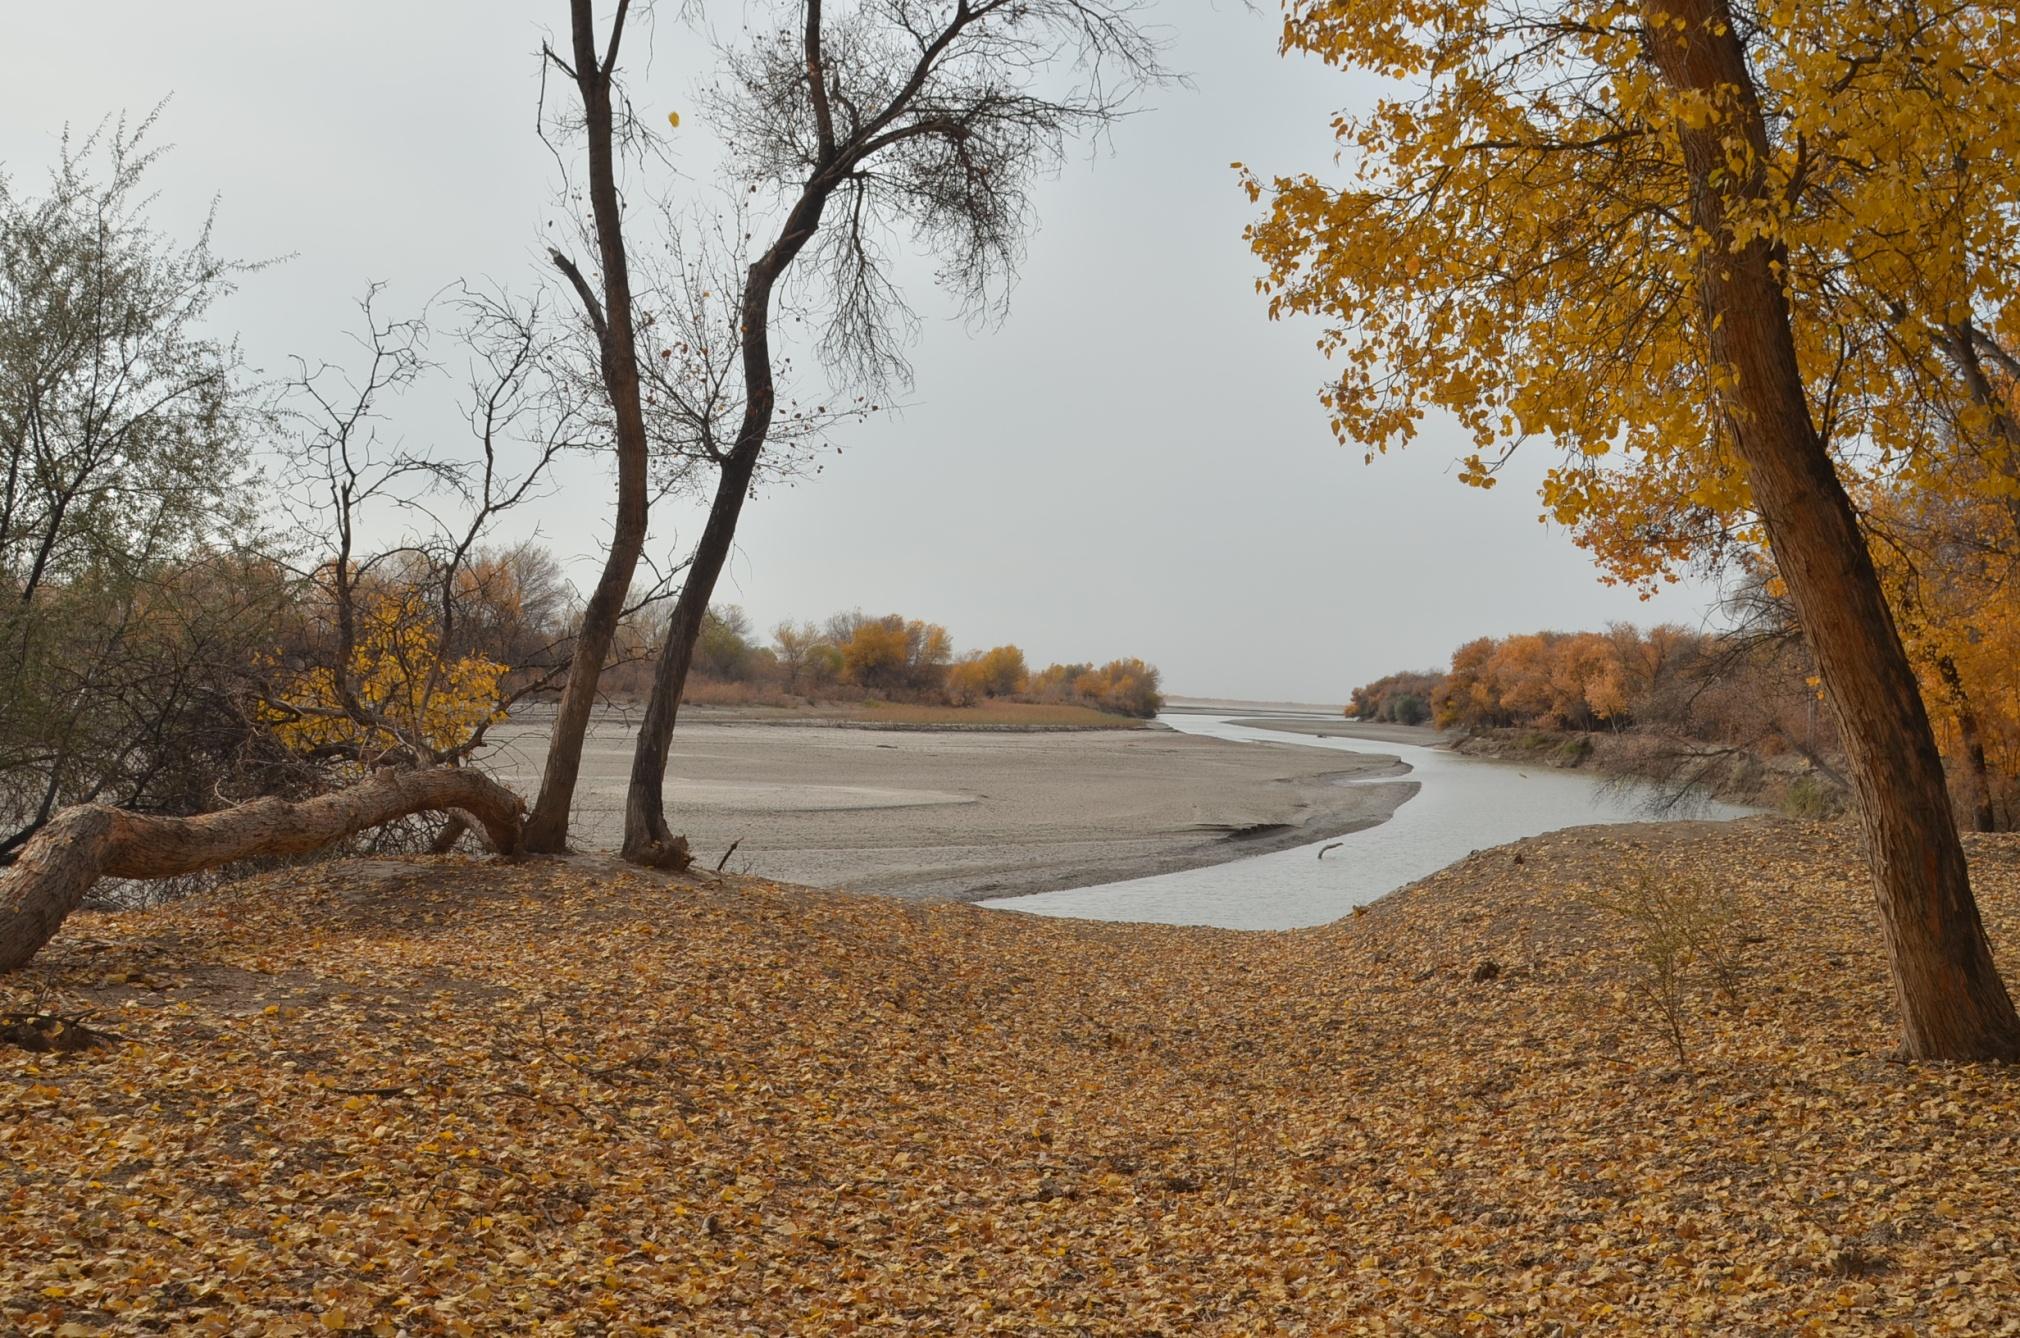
left=0, top=766, right=524, bottom=972
left=1644, top=0, right=2020, bottom=1059
left=1937, top=656, right=2000, bottom=833
left=620, top=446, right=761, bottom=867
left=618, top=162, right=836, bottom=865
left=522, top=0, right=653, bottom=853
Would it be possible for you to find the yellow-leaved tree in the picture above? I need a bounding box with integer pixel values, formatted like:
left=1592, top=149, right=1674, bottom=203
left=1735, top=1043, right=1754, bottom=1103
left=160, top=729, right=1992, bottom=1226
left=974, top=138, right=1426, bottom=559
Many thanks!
left=270, top=587, right=508, bottom=764
left=1244, top=0, right=2020, bottom=1058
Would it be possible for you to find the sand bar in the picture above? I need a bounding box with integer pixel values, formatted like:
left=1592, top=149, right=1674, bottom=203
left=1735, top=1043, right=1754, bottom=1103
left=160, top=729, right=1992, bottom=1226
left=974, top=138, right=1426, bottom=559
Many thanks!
left=484, top=710, right=1417, bottom=901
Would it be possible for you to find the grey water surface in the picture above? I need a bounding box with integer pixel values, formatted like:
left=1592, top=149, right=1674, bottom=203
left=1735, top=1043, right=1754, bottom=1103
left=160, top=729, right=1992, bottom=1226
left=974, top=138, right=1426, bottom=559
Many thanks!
left=979, top=713, right=1755, bottom=930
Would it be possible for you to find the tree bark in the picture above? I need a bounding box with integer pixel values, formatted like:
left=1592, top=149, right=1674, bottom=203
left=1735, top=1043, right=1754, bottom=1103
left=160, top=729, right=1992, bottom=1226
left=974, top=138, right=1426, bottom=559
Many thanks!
left=1936, top=656, right=2000, bottom=834
left=0, top=766, right=524, bottom=972
left=523, top=0, right=652, bottom=853
left=619, top=445, right=760, bottom=867
left=1644, top=0, right=2020, bottom=1059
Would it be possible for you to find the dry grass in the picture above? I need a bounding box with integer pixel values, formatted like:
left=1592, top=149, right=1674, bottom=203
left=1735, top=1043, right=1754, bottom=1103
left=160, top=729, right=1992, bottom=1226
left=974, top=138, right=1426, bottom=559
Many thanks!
left=677, top=679, right=818, bottom=710
left=4, top=820, right=2019, bottom=1332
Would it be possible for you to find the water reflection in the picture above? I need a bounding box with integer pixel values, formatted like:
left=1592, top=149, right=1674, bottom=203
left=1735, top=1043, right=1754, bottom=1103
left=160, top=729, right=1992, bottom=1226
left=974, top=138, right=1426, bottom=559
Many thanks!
left=980, top=713, right=1755, bottom=930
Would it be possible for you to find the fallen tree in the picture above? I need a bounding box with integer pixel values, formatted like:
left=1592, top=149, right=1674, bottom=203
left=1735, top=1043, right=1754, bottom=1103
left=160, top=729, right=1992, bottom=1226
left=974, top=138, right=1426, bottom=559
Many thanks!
left=0, top=766, right=524, bottom=972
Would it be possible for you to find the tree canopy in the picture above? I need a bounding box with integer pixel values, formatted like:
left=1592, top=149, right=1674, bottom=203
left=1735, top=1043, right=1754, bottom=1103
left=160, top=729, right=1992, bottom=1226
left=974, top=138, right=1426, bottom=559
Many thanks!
left=1244, top=0, right=2020, bottom=587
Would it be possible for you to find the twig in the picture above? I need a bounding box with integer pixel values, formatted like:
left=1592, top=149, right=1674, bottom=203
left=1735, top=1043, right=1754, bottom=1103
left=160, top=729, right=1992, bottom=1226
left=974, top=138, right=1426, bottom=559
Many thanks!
left=715, top=838, right=743, bottom=872
left=324, top=1083, right=421, bottom=1097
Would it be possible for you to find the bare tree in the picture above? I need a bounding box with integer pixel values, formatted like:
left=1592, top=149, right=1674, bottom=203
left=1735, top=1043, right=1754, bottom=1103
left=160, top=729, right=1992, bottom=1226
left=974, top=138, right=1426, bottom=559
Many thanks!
left=616, top=0, right=1168, bottom=866
left=520, top=0, right=658, bottom=853
left=0, top=281, right=594, bottom=969
left=265, top=287, right=588, bottom=770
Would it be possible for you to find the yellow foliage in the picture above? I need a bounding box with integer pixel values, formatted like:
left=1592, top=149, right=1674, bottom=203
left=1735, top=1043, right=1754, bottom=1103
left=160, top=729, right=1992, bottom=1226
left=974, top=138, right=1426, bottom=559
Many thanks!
left=1244, top=0, right=2020, bottom=591
left=839, top=619, right=912, bottom=688
left=271, top=589, right=507, bottom=758
left=839, top=615, right=952, bottom=693
left=1866, top=479, right=2020, bottom=817
left=1425, top=626, right=1711, bottom=734
left=943, top=657, right=992, bottom=706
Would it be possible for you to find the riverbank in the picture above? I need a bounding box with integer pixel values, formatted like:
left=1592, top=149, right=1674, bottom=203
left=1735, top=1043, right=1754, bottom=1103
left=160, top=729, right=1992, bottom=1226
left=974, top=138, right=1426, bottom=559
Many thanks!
left=8, top=820, right=2018, bottom=1330
left=482, top=714, right=1417, bottom=901
left=1449, top=726, right=1848, bottom=817
left=1235, top=715, right=1845, bottom=817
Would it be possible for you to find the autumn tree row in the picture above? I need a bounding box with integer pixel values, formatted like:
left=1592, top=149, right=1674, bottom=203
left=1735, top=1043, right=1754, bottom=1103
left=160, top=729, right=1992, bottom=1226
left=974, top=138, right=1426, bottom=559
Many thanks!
left=2, top=526, right=1169, bottom=870
left=632, top=605, right=1165, bottom=718
left=1352, top=603, right=2015, bottom=831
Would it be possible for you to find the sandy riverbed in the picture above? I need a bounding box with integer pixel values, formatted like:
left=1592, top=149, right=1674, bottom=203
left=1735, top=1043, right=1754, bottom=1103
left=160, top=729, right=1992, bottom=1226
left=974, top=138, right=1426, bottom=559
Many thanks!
left=483, top=710, right=1416, bottom=901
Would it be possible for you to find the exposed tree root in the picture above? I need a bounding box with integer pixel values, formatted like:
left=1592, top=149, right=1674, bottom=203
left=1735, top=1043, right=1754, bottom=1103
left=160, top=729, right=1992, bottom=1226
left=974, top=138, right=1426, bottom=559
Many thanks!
left=622, top=833, right=695, bottom=873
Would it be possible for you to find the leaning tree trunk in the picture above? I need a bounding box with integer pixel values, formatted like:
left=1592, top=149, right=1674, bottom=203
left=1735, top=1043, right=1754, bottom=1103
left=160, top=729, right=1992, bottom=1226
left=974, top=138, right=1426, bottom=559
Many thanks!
left=0, top=767, right=524, bottom=972
left=522, top=0, right=653, bottom=854
left=619, top=444, right=762, bottom=868
left=619, top=175, right=835, bottom=867
left=1646, top=0, right=2020, bottom=1059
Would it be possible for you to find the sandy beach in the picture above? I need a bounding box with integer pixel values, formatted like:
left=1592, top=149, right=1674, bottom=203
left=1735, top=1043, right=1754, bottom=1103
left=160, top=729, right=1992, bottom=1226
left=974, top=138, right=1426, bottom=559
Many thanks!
left=484, top=709, right=1417, bottom=901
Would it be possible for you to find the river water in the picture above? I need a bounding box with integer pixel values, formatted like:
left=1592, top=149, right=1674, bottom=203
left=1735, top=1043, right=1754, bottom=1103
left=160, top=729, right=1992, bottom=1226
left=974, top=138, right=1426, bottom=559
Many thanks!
left=978, top=713, right=1756, bottom=930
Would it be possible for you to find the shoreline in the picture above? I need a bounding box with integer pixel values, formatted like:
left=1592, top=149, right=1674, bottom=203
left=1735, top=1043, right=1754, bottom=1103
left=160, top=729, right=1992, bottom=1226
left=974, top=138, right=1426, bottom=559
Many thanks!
left=941, top=770, right=1418, bottom=904
left=513, top=700, right=1158, bottom=734
left=1231, top=714, right=1830, bottom=817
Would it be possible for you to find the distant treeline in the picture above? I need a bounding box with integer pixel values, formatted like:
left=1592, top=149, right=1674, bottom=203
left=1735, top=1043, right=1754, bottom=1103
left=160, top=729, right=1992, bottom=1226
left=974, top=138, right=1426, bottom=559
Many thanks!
left=1354, top=624, right=1833, bottom=749
left=605, top=605, right=1165, bottom=718
left=1351, top=613, right=2017, bottom=830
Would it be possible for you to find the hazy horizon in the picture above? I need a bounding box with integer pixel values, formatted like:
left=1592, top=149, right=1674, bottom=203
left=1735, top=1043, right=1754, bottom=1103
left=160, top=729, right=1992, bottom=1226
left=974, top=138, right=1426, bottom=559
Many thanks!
left=0, top=1, right=1726, bottom=703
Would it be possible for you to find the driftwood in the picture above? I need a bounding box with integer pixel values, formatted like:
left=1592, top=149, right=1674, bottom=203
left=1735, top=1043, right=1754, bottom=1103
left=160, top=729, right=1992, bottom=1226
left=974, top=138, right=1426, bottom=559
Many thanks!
left=0, top=766, right=525, bottom=972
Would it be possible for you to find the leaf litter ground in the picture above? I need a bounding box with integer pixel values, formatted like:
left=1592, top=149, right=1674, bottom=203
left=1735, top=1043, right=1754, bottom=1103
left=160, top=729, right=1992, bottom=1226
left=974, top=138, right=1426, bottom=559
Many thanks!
left=4, top=817, right=2019, bottom=1333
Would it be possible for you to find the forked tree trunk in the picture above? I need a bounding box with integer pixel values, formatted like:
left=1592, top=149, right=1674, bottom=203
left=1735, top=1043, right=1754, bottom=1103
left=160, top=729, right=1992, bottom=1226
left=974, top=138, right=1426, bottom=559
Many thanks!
left=0, top=766, right=524, bottom=972
left=522, top=0, right=653, bottom=854
left=1645, top=0, right=2020, bottom=1059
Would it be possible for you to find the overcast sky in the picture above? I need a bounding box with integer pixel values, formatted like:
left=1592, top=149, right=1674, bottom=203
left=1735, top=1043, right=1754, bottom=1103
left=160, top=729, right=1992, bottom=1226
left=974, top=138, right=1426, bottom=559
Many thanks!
left=0, top=1, right=1722, bottom=704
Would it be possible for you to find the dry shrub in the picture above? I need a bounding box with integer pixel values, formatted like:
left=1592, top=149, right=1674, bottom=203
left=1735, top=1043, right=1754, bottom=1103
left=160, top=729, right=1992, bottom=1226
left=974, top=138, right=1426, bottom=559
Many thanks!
left=1578, top=860, right=1746, bottom=1066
